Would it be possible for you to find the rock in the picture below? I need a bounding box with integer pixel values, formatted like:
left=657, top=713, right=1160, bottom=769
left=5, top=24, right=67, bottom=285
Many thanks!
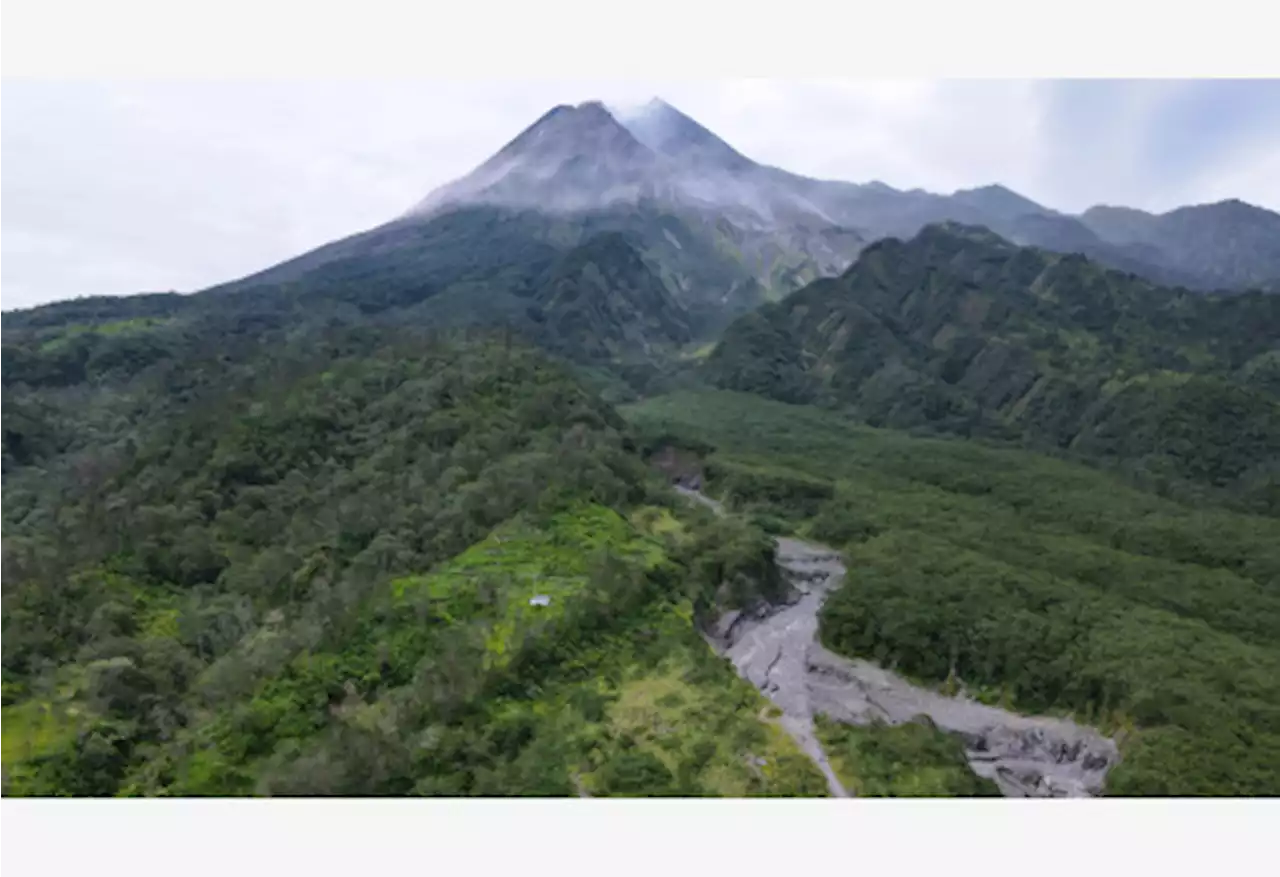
left=1083, top=751, right=1112, bottom=771
left=712, top=609, right=746, bottom=646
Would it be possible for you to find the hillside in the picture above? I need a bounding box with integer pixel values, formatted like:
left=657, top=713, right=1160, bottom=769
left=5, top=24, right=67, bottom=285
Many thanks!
left=0, top=229, right=703, bottom=411
left=3, top=312, right=1047, bottom=800
left=703, top=223, right=1280, bottom=511
left=1082, top=199, right=1280, bottom=291
left=623, top=389, right=1280, bottom=795
left=530, top=232, right=693, bottom=361
left=2, top=327, right=841, bottom=796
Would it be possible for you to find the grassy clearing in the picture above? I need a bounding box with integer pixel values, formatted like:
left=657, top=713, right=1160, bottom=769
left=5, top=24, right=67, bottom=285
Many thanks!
left=388, top=505, right=667, bottom=669
left=2, top=700, right=81, bottom=766
left=37, top=317, right=173, bottom=352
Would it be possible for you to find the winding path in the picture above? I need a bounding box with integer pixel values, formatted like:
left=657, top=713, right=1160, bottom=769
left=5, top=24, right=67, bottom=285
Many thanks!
left=678, top=486, right=1120, bottom=798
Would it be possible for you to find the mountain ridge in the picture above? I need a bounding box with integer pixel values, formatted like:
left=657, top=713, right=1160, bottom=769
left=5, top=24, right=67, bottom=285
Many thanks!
left=703, top=221, right=1280, bottom=511
left=6, top=95, right=1275, bottom=332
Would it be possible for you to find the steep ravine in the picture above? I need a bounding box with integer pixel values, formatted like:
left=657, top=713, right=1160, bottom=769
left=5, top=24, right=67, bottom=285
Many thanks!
left=678, top=487, right=1121, bottom=798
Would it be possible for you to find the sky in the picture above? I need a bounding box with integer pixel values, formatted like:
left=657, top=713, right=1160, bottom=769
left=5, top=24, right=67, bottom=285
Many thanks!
left=3, top=78, right=1279, bottom=310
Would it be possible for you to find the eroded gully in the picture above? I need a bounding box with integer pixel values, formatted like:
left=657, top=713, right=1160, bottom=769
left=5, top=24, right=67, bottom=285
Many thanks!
left=677, top=486, right=1120, bottom=798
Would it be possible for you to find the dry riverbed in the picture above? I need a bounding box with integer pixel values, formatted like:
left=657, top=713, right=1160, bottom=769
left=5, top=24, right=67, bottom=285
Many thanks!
left=678, top=486, right=1120, bottom=798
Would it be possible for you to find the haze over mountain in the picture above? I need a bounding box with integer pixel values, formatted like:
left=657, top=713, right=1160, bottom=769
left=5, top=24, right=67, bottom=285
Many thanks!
left=9, top=80, right=1280, bottom=310
left=176, top=105, right=798, bottom=335
left=185, top=98, right=1280, bottom=326
left=409, top=99, right=857, bottom=231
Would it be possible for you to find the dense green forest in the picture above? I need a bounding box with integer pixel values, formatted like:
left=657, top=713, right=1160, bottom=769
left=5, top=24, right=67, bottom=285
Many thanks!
left=623, top=389, right=1280, bottom=795
left=4, top=220, right=1279, bottom=797
left=704, top=224, right=1280, bottom=514
left=2, top=325, right=834, bottom=796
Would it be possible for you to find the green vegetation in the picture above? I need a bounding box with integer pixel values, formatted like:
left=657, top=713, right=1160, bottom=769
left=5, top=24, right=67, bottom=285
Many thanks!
left=5, top=213, right=1278, bottom=798
left=815, top=716, right=1000, bottom=797
left=36, top=317, right=174, bottom=353
left=703, top=224, right=1280, bottom=513
left=532, top=232, right=692, bottom=362
left=705, top=458, right=835, bottom=522
left=1, top=324, right=830, bottom=796
left=196, top=202, right=804, bottom=340
left=624, top=388, right=1280, bottom=795
left=106, top=503, right=821, bottom=797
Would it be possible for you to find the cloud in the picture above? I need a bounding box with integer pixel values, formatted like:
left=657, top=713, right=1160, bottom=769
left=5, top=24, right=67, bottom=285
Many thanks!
left=702, top=80, right=1047, bottom=195
left=1032, top=79, right=1280, bottom=210
left=3, top=79, right=1278, bottom=309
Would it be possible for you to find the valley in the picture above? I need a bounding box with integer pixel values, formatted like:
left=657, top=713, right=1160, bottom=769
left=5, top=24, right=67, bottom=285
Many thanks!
left=686, top=489, right=1117, bottom=797
left=626, top=389, right=1280, bottom=795
left=3, top=95, right=1278, bottom=799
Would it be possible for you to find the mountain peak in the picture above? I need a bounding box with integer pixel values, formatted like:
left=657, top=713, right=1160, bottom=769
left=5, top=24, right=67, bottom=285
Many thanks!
left=1178, top=197, right=1273, bottom=219
left=572, top=99, right=615, bottom=120
left=958, top=183, right=1019, bottom=196
left=950, top=184, right=1051, bottom=222
left=488, top=100, right=645, bottom=164
left=406, top=100, right=654, bottom=218
left=612, top=97, right=754, bottom=172
left=407, top=97, right=783, bottom=222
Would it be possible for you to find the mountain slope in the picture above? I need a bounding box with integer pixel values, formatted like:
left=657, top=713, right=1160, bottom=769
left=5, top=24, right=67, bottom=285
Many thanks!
left=2, top=325, right=837, bottom=797
left=614, top=98, right=754, bottom=174
left=950, top=184, right=1054, bottom=225
left=622, top=388, right=1280, bottom=796
left=182, top=101, right=874, bottom=335
left=85, top=97, right=1272, bottom=352
left=703, top=224, right=1280, bottom=509
left=1082, top=199, right=1280, bottom=290
left=408, top=102, right=660, bottom=217
left=530, top=232, right=693, bottom=361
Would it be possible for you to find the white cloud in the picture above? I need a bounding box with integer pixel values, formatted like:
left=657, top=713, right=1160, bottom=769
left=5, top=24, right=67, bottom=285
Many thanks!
left=3, top=79, right=1277, bottom=309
